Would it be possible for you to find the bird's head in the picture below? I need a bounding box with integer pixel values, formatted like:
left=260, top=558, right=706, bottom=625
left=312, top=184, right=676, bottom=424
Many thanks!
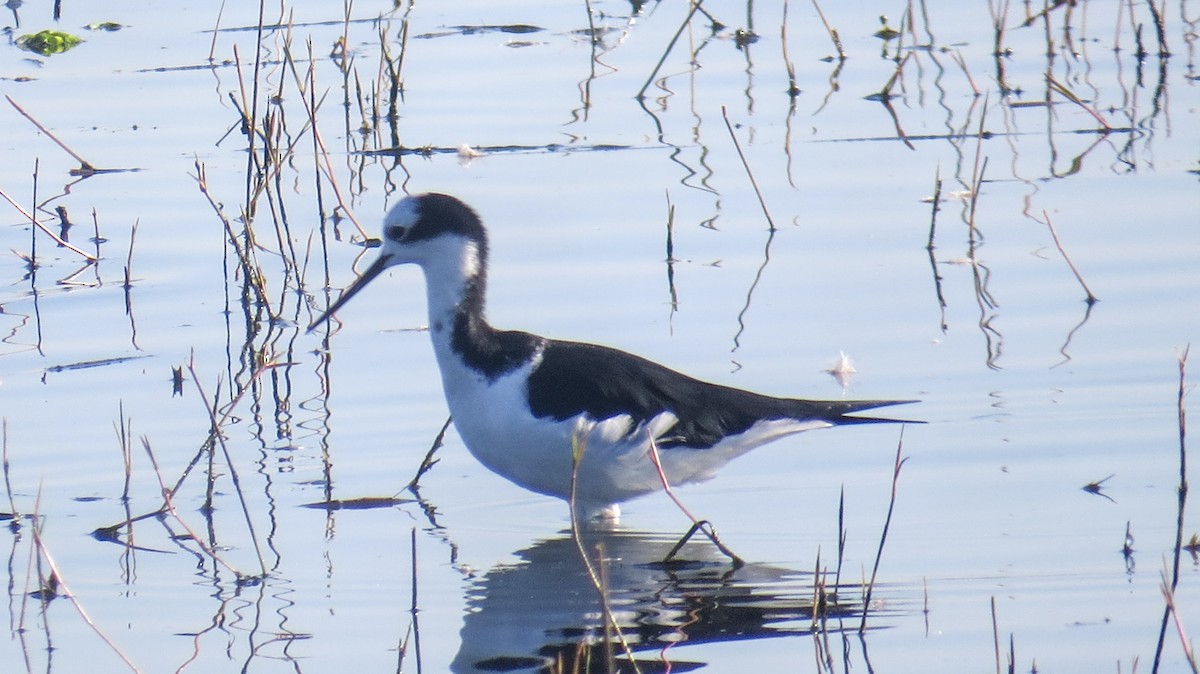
left=307, top=193, right=488, bottom=331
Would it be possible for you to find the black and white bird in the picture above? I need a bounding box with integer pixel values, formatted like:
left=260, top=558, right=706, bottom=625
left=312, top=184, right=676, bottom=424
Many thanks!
left=310, top=193, right=915, bottom=518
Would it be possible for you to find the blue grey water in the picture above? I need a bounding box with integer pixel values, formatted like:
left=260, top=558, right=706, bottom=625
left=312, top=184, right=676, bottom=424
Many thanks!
left=0, top=1, right=1196, bottom=671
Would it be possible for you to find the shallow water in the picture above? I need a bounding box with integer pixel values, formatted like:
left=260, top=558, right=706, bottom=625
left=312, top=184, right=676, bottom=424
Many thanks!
left=1, top=1, right=1199, bottom=672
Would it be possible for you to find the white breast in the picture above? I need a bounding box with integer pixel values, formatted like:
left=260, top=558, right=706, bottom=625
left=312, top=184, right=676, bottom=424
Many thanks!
left=439, top=352, right=834, bottom=515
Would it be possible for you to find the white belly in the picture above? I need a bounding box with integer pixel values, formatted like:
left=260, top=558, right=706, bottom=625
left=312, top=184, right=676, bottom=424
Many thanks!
left=439, top=357, right=831, bottom=514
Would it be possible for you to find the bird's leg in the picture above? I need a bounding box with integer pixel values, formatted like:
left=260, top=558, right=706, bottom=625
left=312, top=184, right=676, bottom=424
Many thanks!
left=647, top=434, right=744, bottom=568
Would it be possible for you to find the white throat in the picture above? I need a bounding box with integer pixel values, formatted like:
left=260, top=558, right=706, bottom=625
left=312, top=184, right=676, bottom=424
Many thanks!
left=418, top=238, right=485, bottom=382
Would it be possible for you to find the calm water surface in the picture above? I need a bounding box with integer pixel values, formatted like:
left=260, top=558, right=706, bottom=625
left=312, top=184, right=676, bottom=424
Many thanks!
left=1, top=1, right=1198, bottom=672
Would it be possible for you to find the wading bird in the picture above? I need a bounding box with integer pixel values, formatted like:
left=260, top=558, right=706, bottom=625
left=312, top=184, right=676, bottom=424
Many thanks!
left=310, top=193, right=915, bottom=520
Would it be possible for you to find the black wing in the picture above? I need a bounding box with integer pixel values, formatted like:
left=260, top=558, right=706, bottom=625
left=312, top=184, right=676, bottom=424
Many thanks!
left=525, top=339, right=915, bottom=450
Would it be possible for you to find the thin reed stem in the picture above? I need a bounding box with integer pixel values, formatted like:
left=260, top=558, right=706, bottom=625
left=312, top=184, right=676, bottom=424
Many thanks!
left=1, top=419, right=15, bottom=519
left=140, top=437, right=249, bottom=581
left=566, top=428, right=641, bottom=673
left=0, top=185, right=98, bottom=261
left=185, top=359, right=269, bottom=577
left=859, top=426, right=908, bottom=633
left=637, top=0, right=705, bottom=100
left=30, top=496, right=143, bottom=672
left=6, top=95, right=98, bottom=175
left=1154, top=345, right=1191, bottom=673
left=1042, top=210, right=1098, bottom=304
left=810, top=0, right=845, bottom=59
left=721, top=105, right=775, bottom=231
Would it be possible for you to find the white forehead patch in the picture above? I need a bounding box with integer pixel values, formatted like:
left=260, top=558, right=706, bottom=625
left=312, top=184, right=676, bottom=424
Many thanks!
left=383, top=196, right=422, bottom=231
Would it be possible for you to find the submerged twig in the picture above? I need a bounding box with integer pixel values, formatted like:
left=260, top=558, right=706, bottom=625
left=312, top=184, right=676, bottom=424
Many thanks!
left=123, top=219, right=140, bottom=295
left=810, top=0, right=845, bottom=60
left=0, top=185, right=98, bottom=262
left=1046, top=74, right=1112, bottom=131
left=1082, top=474, right=1116, bottom=503
left=950, top=49, right=980, bottom=96
left=6, top=95, right=99, bottom=176
left=30, top=497, right=144, bottom=673
left=1042, top=211, right=1097, bottom=304
left=184, top=358, right=269, bottom=577
left=140, top=437, right=252, bottom=582
left=871, top=52, right=916, bottom=150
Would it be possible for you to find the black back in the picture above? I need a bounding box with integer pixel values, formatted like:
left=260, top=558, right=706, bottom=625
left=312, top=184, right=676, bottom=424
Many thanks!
left=526, top=340, right=909, bottom=450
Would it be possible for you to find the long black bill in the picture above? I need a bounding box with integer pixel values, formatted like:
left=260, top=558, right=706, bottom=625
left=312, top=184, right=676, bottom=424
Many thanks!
left=306, top=253, right=393, bottom=332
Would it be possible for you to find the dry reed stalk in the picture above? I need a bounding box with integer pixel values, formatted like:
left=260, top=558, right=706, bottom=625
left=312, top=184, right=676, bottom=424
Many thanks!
left=859, top=426, right=908, bottom=634
left=241, top=0, right=269, bottom=211
left=1041, top=211, right=1098, bottom=304
left=950, top=49, right=980, bottom=95
left=140, top=437, right=251, bottom=582
left=123, top=218, right=139, bottom=304
left=27, top=490, right=144, bottom=672
left=1145, top=0, right=1170, bottom=57
left=1160, top=557, right=1200, bottom=673
left=872, top=52, right=917, bottom=150
left=1046, top=74, right=1113, bottom=131
left=965, top=95, right=990, bottom=244
left=207, top=0, right=227, bottom=62
left=0, top=185, right=97, bottom=261
left=5, top=95, right=98, bottom=176
left=988, top=0, right=1012, bottom=90
left=339, top=0, right=354, bottom=75
left=17, top=494, right=40, bottom=645
left=96, top=355, right=288, bottom=549
left=184, top=359, right=269, bottom=577
left=286, top=40, right=367, bottom=238
left=991, top=596, right=1001, bottom=674
left=833, top=486, right=847, bottom=589
left=781, top=0, right=799, bottom=97
left=1154, top=346, right=1192, bottom=673
left=721, top=106, right=776, bottom=231
left=192, top=160, right=273, bottom=313
left=809, top=0, right=844, bottom=59
left=664, top=191, right=679, bottom=312
left=396, top=527, right=416, bottom=671
left=926, top=165, right=943, bottom=250
left=566, top=428, right=640, bottom=672
left=401, top=416, right=452, bottom=494
left=114, top=402, right=134, bottom=502
left=1, top=419, right=15, bottom=519
left=89, top=208, right=103, bottom=261
left=637, top=0, right=705, bottom=100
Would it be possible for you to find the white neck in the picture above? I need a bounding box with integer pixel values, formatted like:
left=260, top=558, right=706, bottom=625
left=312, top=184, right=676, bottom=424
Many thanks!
left=419, top=239, right=487, bottom=387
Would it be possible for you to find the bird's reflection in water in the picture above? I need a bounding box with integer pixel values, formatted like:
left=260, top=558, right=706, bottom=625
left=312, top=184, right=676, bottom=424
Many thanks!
left=452, top=527, right=891, bottom=673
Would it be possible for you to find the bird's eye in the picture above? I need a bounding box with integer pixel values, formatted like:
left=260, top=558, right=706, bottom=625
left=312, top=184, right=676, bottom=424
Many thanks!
left=386, top=225, right=407, bottom=241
